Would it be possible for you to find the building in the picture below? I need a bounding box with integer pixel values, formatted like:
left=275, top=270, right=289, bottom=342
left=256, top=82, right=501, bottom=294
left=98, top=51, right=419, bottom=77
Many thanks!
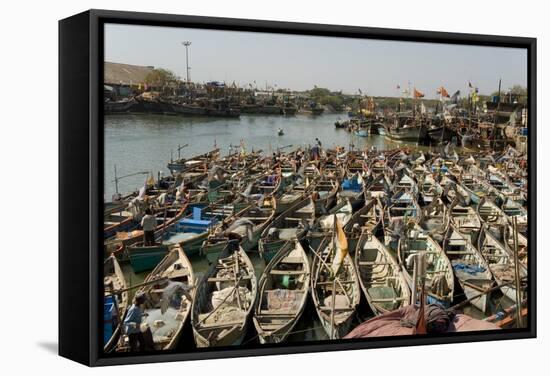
left=104, top=62, right=155, bottom=98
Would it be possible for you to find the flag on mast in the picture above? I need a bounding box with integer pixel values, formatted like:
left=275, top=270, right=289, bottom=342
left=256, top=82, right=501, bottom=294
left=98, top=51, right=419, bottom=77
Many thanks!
left=331, top=215, right=349, bottom=275
left=413, top=88, right=425, bottom=98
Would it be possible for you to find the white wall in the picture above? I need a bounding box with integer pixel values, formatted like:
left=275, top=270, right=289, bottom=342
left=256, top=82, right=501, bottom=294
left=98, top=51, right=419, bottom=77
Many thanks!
left=0, top=0, right=546, bottom=373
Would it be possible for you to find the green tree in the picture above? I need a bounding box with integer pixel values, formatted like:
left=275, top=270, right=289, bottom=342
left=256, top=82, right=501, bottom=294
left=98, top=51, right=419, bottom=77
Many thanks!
left=145, top=68, right=179, bottom=88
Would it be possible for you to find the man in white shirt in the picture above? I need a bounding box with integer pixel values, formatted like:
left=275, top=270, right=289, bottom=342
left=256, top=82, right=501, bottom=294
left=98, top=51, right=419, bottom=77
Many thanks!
left=140, top=208, right=156, bottom=246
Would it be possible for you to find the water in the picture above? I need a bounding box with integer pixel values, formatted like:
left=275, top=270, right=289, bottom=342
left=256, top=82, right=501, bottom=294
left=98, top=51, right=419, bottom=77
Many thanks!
left=105, top=113, right=403, bottom=199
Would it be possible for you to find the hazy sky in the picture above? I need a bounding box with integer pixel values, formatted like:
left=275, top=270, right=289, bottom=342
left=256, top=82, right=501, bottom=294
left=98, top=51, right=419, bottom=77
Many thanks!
left=104, top=23, right=527, bottom=98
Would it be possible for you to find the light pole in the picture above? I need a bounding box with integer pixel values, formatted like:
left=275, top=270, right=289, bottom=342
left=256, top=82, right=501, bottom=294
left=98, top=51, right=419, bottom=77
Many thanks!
left=182, top=41, right=191, bottom=83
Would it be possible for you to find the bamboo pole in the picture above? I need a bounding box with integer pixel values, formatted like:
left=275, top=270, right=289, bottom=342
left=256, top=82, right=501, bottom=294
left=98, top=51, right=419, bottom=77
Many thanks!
left=330, top=278, right=337, bottom=340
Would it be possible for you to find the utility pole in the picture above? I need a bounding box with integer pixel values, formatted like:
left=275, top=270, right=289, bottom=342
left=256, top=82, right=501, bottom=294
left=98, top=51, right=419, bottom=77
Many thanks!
left=182, top=41, right=192, bottom=83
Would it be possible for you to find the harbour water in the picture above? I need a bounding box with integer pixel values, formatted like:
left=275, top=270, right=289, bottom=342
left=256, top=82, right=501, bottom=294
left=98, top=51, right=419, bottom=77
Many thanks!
left=105, top=113, right=404, bottom=199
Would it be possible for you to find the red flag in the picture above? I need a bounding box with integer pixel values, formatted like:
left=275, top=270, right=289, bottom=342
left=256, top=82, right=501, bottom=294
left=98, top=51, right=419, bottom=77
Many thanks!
left=413, top=88, right=425, bottom=98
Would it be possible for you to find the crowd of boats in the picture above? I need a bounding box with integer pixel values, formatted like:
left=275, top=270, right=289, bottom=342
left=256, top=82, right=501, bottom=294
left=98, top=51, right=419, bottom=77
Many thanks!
left=335, top=106, right=527, bottom=152
left=103, top=141, right=528, bottom=353
left=104, top=91, right=323, bottom=117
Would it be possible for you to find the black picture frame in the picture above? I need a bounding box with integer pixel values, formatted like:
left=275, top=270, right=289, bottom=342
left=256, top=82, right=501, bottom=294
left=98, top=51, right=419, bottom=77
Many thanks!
left=59, top=9, right=536, bottom=367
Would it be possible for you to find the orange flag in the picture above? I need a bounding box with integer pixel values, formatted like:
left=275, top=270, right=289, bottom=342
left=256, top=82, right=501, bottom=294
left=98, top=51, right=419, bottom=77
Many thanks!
left=414, top=88, right=425, bottom=98
left=437, top=86, right=450, bottom=98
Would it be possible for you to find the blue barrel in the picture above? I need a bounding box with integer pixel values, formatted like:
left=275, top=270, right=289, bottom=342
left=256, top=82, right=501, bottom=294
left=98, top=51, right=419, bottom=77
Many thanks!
left=520, top=127, right=528, bottom=136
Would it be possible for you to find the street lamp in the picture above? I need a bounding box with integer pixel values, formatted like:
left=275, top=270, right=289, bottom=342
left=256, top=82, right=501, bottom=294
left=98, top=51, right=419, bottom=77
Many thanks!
left=182, top=41, right=191, bottom=83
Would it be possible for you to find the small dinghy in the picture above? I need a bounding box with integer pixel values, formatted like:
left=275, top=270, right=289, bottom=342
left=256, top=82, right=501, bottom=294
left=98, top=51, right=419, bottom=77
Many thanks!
left=253, top=240, right=310, bottom=343
left=119, top=245, right=195, bottom=351
left=443, top=225, right=494, bottom=312
left=355, top=231, right=410, bottom=316
left=192, top=244, right=257, bottom=347
left=311, top=221, right=360, bottom=339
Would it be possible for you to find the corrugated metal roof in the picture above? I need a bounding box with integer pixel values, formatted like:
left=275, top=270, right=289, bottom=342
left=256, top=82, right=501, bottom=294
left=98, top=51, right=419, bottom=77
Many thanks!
left=104, top=62, right=154, bottom=85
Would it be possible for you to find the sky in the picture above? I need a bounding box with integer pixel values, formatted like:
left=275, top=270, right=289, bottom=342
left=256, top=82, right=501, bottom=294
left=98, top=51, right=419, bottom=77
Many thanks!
left=104, top=23, right=527, bottom=99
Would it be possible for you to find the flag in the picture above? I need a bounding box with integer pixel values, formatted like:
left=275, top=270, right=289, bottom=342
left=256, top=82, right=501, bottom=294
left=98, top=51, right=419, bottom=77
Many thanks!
left=468, top=81, right=473, bottom=88
left=331, top=215, right=349, bottom=275
left=450, top=90, right=460, bottom=104
left=396, top=84, right=401, bottom=90
left=437, top=86, right=450, bottom=98
left=358, top=88, right=362, bottom=94
left=146, top=173, right=155, bottom=187
left=414, top=88, right=425, bottom=98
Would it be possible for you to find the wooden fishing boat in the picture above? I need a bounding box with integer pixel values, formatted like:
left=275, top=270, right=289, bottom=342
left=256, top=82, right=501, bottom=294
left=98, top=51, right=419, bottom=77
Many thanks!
left=338, top=173, right=365, bottom=210
left=385, top=189, right=422, bottom=225
left=307, top=200, right=354, bottom=251
left=167, top=148, right=220, bottom=174
left=418, top=173, right=443, bottom=205
left=343, top=198, right=383, bottom=254
left=126, top=243, right=169, bottom=273
left=461, top=175, right=498, bottom=204
left=104, top=202, right=188, bottom=257
left=120, top=245, right=195, bottom=351
left=355, top=231, right=410, bottom=315
left=201, top=198, right=276, bottom=263
left=500, top=198, right=528, bottom=235
left=311, top=178, right=339, bottom=216
left=449, top=201, right=482, bottom=243
left=443, top=225, right=494, bottom=312
left=365, top=173, right=392, bottom=199
left=253, top=240, right=311, bottom=343
left=419, top=198, right=449, bottom=243
left=477, top=197, right=510, bottom=239
left=104, top=208, right=139, bottom=240
left=311, top=235, right=360, bottom=339
left=478, top=226, right=527, bottom=303
left=440, top=177, right=470, bottom=206
left=398, top=226, right=454, bottom=307
left=103, top=255, right=128, bottom=353
left=192, top=244, right=257, bottom=347
left=259, top=197, right=315, bottom=263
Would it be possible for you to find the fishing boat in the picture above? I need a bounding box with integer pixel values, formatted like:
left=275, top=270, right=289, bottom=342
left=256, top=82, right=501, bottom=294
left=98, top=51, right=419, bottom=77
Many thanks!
left=278, top=128, right=285, bottom=136
left=307, top=200, right=354, bottom=251
left=311, top=178, right=339, bottom=215
left=443, top=225, right=494, bottom=312
left=461, top=175, right=498, bottom=204
left=355, top=231, right=410, bottom=315
left=385, top=189, right=422, bottom=225
left=449, top=201, right=482, bottom=243
left=104, top=202, right=188, bottom=257
left=384, top=120, right=427, bottom=143
left=418, top=173, right=443, bottom=205
left=343, top=198, right=383, bottom=254
left=365, top=173, right=392, bottom=199
left=440, top=176, right=471, bottom=206
left=119, top=245, right=195, bottom=351
left=253, top=240, right=311, bottom=343
left=192, top=244, right=257, bottom=347
left=398, top=226, right=454, bottom=307
left=103, top=255, right=128, bottom=353
left=419, top=198, right=449, bottom=243
left=477, top=197, right=510, bottom=239
left=104, top=208, right=139, bottom=240
left=311, top=232, right=360, bottom=339
left=500, top=198, right=528, bottom=235
left=478, top=226, right=527, bottom=303
left=338, top=173, right=365, bottom=210
left=202, top=198, right=276, bottom=262
left=167, top=148, right=221, bottom=174
left=259, top=197, right=315, bottom=263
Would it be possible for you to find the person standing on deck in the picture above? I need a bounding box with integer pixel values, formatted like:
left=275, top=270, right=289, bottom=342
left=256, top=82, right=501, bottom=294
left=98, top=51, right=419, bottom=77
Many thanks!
left=123, top=293, right=154, bottom=352
left=141, top=208, right=156, bottom=246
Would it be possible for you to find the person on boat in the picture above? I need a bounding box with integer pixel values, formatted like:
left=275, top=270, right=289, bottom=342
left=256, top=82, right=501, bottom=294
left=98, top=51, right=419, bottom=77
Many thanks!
left=123, top=293, right=154, bottom=352
left=141, top=208, right=156, bottom=246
